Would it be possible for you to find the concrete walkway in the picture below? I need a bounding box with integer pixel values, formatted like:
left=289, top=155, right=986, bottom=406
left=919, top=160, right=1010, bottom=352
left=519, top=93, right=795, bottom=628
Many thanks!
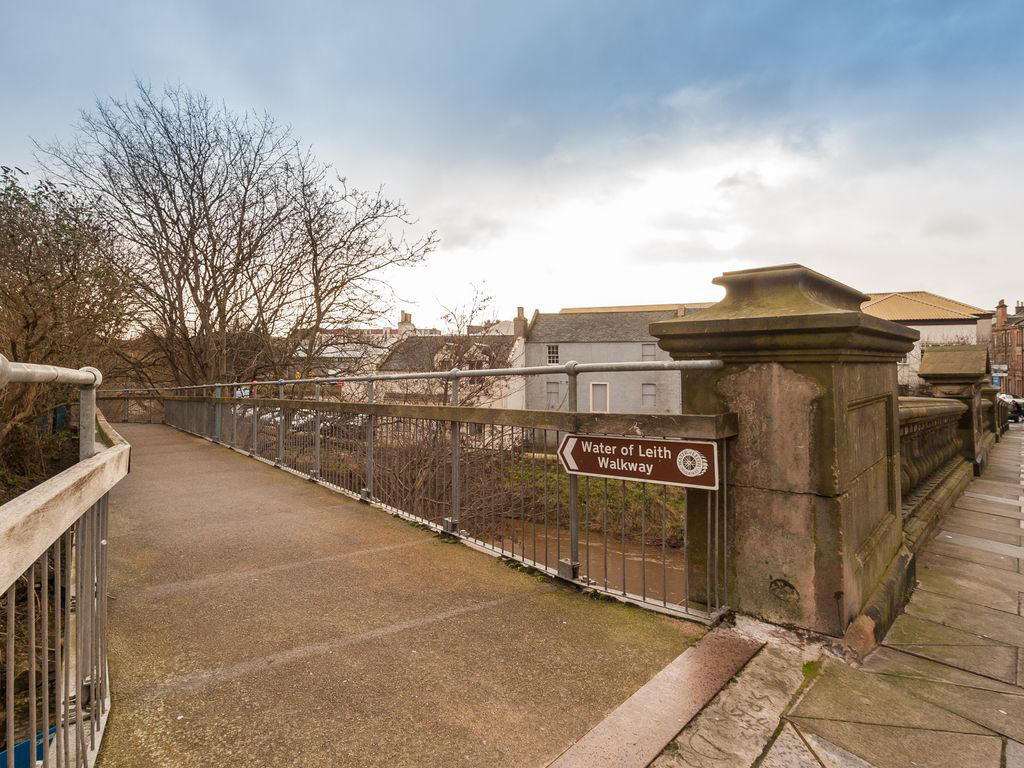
left=653, top=424, right=1024, bottom=768
left=96, top=425, right=703, bottom=768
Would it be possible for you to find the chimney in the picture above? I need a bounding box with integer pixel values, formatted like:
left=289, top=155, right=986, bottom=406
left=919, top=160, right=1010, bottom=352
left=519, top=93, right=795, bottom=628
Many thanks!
left=1016, top=301, right=1024, bottom=317
left=513, top=306, right=527, bottom=338
left=996, top=300, right=1008, bottom=328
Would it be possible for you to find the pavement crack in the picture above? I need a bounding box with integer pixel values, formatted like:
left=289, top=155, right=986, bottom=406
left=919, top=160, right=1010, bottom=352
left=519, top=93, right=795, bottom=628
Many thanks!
left=138, top=539, right=432, bottom=599
left=143, top=594, right=520, bottom=698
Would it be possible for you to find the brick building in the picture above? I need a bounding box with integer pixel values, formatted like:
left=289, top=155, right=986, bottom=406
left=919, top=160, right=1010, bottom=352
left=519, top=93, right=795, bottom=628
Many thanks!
left=992, top=299, right=1024, bottom=396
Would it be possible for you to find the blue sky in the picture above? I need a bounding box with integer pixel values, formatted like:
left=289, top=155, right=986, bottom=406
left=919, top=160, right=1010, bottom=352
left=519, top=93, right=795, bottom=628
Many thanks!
left=2, top=1, right=1022, bottom=324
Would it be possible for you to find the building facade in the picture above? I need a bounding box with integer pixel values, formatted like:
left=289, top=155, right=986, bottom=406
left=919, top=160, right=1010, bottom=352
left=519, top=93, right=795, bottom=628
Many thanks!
left=992, top=299, right=1024, bottom=396
left=861, top=291, right=994, bottom=393
left=523, top=304, right=711, bottom=414
left=375, top=330, right=525, bottom=408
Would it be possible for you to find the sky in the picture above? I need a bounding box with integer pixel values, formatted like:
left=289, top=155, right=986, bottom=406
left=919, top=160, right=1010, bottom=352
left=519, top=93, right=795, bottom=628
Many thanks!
left=2, top=1, right=1022, bottom=326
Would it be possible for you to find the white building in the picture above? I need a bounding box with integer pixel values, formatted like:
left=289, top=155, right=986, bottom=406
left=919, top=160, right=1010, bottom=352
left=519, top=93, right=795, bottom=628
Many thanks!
left=523, top=303, right=712, bottom=414
left=861, top=292, right=994, bottom=392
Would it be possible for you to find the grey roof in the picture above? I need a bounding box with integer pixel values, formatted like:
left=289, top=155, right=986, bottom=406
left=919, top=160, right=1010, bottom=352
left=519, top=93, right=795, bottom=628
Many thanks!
left=378, top=334, right=516, bottom=372
left=526, top=310, right=681, bottom=343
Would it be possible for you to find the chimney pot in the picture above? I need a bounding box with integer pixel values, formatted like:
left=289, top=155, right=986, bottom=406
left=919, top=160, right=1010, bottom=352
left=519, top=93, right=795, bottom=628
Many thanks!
left=996, top=300, right=1009, bottom=328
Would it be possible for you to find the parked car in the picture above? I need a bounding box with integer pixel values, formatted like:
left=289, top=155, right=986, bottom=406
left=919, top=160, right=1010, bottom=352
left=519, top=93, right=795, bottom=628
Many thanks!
left=1012, top=400, right=1024, bottom=423
left=1002, top=393, right=1024, bottom=422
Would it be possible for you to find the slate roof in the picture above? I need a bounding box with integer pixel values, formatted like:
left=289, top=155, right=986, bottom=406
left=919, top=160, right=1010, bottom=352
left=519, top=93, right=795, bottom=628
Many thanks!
left=378, top=334, right=516, bottom=372
left=526, top=310, right=682, bottom=343
left=862, top=292, right=992, bottom=322
left=558, top=303, right=715, bottom=314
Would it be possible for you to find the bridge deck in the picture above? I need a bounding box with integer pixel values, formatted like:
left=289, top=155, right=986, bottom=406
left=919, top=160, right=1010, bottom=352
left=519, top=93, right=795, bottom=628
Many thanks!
left=96, top=425, right=702, bottom=767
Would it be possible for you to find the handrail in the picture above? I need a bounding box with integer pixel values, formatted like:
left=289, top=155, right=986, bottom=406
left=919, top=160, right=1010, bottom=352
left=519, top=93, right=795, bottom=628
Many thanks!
left=1, top=353, right=103, bottom=459
left=0, top=412, right=129, bottom=592
left=0, top=357, right=123, bottom=767
left=98, top=358, right=725, bottom=393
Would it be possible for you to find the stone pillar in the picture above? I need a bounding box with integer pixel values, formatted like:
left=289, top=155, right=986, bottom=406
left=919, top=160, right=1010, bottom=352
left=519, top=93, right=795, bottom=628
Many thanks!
left=919, top=346, right=992, bottom=473
left=650, top=264, right=917, bottom=636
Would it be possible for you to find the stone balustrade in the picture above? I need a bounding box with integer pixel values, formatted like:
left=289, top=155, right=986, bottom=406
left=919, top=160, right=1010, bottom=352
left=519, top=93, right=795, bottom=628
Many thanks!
left=897, top=396, right=966, bottom=501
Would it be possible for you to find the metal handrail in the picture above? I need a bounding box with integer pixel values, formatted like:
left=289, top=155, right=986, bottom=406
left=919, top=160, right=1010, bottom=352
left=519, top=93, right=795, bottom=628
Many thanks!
left=99, top=358, right=724, bottom=393
left=1, top=356, right=122, bottom=768
left=0, top=354, right=103, bottom=460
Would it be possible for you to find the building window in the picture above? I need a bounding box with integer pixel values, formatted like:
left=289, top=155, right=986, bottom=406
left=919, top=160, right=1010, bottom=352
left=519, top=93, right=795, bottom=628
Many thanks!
left=547, top=344, right=559, bottom=364
left=546, top=380, right=560, bottom=409
left=590, top=382, right=609, bottom=413
left=641, top=343, right=656, bottom=361
left=641, top=383, right=656, bottom=408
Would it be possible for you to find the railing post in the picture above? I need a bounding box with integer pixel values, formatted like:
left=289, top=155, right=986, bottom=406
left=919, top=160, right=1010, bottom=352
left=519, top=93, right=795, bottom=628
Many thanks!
left=312, top=383, right=321, bottom=480
left=276, top=380, right=285, bottom=465
left=363, top=378, right=375, bottom=500
left=213, top=384, right=222, bottom=442
left=251, top=384, right=258, bottom=456
left=79, top=367, right=102, bottom=460
left=445, top=371, right=461, bottom=534
left=560, top=361, right=580, bottom=580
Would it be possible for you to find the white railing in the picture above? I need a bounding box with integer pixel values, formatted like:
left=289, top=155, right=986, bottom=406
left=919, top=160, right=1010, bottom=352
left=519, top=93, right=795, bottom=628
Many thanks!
left=0, top=356, right=130, bottom=768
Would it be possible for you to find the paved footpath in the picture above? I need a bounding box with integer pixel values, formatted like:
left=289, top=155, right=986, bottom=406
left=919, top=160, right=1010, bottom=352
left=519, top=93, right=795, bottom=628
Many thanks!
left=96, top=425, right=703, bottom=768
left=652, top=424, right=1024, bottom=768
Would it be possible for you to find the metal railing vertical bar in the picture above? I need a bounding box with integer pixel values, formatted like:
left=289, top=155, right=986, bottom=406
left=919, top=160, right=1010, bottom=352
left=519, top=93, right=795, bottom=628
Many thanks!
left=6, top=583, right=14, bottom=768
left=28, top=561, right=37, bottom=764
left=42, top=547, right=50, bottom=768
left=150, top=361, right=733, bottom=623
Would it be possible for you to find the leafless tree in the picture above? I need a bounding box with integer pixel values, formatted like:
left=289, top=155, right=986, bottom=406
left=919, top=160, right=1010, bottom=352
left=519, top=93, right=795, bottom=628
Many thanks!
left=38, top=82, right=435, bottom=387
left=0, top=167, right=134, bottom=495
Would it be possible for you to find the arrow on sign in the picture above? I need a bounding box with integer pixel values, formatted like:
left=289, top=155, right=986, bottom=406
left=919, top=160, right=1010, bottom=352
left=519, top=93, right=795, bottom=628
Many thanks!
left=559, top=436, right=579, bottom=470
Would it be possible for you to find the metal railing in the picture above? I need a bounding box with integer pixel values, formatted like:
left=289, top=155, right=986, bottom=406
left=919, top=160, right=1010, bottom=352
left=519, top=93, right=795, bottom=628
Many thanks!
left=1, top=356, right=129, bottom=768
left=109, top=360, right=735, bottom=622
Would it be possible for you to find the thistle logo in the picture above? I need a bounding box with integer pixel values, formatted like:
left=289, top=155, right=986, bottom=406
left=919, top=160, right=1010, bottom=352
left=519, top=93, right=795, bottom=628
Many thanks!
left=676, top=448, right=708, bottom=478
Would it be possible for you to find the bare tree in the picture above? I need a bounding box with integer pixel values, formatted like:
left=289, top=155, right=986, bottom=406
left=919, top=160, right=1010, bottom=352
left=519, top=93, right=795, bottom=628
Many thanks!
left=381, top=286, right=523, bottom=406
left=0, top=167, right=134, bottom=495
left=39, top=82, right=435, bottom=387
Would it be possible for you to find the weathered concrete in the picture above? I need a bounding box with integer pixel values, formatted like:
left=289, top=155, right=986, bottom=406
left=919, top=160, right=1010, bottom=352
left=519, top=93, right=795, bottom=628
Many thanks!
left=651, top=264, right=917, bottom=636
left=651, top=634, right=816, bottom=768
left=96, top=425, right=704, bottom=767
left=549, top=629, right=762, bottom=768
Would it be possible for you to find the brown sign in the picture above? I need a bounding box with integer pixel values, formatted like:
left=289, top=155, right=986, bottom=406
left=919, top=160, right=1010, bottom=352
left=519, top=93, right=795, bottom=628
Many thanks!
left=557, top=434, right=719, bottom=489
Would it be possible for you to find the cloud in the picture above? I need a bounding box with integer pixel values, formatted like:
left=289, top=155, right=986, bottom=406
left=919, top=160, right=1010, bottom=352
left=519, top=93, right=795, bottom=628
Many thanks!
left=435, top=214, right=509, bottom=249
left=922, top=214, right=988, bottom=239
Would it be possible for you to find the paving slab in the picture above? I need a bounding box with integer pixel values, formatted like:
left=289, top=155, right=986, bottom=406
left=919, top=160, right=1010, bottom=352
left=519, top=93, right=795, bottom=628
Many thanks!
left=905, top=589, right=1024, bottom=648
left=934, top=530, right=1024, bottom=562
left=950, top=506, right=1024, bottom=530
left=956, top=495, right=1024, bottom=519
left=649, top=641, right=805, bottom=768
left=926, top=537, right=1019, bottom=570
left=916, top=565, right=1021, bottom=615
left=861, top=646, right=1024, bottom=694
left=789, top=659, right=992, bottom=734
left=759, top=723, right=821, bottom=768
left=868, top=674, right=1024, bottom=741
left=970, top=478, right=1024, bottom=498
left=1010, top=740, right=1024, bottom=768
left=939, top=519, right=1022, bottom=546
left=798, top=729, right=874, bottom=768
left=883, top=614, right=1019, bottom=683
left=98, top=425, right=704, bottom=767
left=550, top=629, right=762, bottom=768
left=917, top=551, right=1024, bottom=593
left=790, top=718, right=1002, bottom=768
